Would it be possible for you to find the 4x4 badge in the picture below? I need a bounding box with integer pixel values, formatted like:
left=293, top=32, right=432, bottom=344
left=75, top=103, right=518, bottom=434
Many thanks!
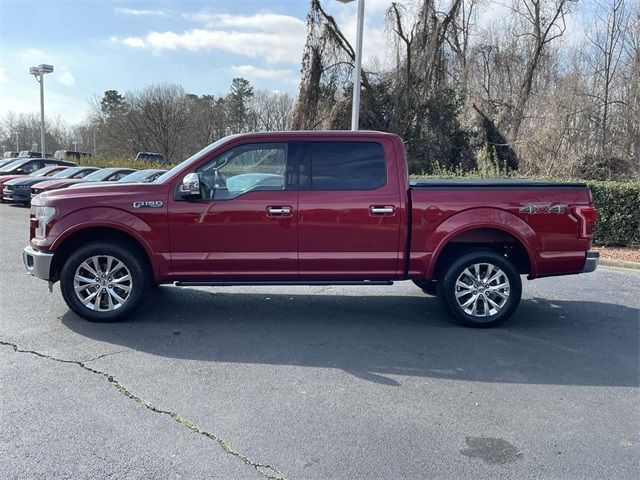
left=133, top=201, right=163, bottom=208
left=519, top=205, right=539, bottom=214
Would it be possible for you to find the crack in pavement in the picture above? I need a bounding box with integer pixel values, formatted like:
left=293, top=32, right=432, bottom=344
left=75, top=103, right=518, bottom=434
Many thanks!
left=82, top=348, right=131, bottom=363
left=0, top=339, right=286, bottom=480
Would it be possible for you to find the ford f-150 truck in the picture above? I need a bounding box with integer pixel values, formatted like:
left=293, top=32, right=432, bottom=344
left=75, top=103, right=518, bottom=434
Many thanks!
left=22, top=131, right=599, bottom=327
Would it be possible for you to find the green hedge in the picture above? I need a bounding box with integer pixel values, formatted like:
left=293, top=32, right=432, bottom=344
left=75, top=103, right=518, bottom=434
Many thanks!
left=586, top=180, right=640, bottom=247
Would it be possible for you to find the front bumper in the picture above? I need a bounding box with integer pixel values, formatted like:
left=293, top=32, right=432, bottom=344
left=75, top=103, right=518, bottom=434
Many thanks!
left=23, top=246, right=54, bottom=281
left=2, top=187, right=13, bottom=201
left=582, top=251, right=599, bottom=273
left=12, top=188, right=31, bottom=204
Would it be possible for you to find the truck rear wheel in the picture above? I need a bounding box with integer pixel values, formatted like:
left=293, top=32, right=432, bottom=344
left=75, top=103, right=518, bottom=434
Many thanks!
left=438, top=251, right=521, bottom=328
left=60, top=241, right=150, bottom=322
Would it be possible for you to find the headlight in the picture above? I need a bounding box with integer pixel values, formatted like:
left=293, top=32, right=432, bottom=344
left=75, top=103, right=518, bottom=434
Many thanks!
left=32, top=206, right=56, bottom=239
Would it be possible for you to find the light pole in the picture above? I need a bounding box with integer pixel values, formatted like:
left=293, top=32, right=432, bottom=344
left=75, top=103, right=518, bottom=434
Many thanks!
left=337, top=0, right=365, bottom=131
left=29, top=64, right=54, bottom=155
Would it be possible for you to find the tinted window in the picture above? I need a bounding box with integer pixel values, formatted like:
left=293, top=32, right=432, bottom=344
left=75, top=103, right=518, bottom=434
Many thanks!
left=308, top=142, right=386, bottom=190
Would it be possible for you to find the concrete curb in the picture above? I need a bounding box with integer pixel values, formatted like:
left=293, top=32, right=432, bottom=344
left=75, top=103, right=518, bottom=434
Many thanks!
left=599, top=257, right=640, bottom=271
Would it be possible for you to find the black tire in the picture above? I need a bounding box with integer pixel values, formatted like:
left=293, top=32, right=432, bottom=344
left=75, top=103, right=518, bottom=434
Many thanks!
left=437, top=250, right=522, bottom=328
left=60, top=241, right=150, bottom=322
left=412, top=279, right=437, bottom=296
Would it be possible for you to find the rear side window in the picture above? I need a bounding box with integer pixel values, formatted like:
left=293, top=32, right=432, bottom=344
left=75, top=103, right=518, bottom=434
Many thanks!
left=307, top=141, right=386, bottom=190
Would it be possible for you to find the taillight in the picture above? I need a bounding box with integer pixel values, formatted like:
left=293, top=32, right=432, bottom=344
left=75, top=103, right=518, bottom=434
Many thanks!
left=573, top=206, right=598, bottom=239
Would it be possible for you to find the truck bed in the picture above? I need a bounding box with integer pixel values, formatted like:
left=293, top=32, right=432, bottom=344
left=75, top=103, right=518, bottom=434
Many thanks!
left=410, top=178, right=588, bottom=189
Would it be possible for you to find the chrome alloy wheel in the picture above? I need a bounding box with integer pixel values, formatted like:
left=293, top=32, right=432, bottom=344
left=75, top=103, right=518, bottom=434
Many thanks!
left=73, top=255, right=133, bottom=311
left=454, top=263, right=510, bottom=318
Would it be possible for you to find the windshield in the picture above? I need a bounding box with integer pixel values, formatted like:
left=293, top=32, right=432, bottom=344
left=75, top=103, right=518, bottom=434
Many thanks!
left=119, top=170, right=162, bottom=183
left=154, top=136, right=233, bottom=183
left=29, top=166, right=60, bottom=177
left=0, top=159, right=26, bottom=172
left=52, top=167, right=93, bottom=179
left=82, top=169, right=119, bottom=182
left=0, top=158, right=19, bottom=168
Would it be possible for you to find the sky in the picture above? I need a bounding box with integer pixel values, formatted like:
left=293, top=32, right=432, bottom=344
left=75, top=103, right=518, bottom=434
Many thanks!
left=0, top=0, right=590, bottom=125
left=0, top=0, right=399, bottom=124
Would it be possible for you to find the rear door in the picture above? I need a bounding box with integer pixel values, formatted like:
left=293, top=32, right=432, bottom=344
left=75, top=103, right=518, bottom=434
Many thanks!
left=298, top=139, right=402, bottom=280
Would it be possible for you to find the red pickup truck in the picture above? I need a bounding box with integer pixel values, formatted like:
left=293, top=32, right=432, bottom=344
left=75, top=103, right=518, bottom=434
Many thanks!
left=23, top=131, right=598, bottom=327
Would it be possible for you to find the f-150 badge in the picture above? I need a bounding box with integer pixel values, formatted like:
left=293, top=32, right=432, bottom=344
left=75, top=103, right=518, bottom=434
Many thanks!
left=133, top=201, right=163, bottom=208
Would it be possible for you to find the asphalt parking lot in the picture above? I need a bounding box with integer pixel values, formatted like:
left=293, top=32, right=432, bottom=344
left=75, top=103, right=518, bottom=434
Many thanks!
left=1, top=203, right=638, bottom=480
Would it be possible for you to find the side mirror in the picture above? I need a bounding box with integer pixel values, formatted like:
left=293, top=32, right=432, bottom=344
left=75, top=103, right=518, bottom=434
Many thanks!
left=179, top=172, right=201, bottom=198
left=15, top=168, right=24, bottom=174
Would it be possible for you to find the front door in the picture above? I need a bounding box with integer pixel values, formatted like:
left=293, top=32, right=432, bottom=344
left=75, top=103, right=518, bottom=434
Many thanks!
left=168, top=142, right=298, bottom=280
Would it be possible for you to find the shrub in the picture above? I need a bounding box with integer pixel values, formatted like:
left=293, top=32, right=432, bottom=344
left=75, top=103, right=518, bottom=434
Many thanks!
left=586, top=180, right=640, bottom=247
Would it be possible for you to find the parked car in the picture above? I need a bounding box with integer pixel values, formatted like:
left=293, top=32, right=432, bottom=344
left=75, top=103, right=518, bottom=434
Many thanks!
left=1, top=165, right=72, bottom=202
left=0, top=158, right=21, bottom=169
left=30, top=167, right=136, bottom=197
left=3, top=166, right=98, bottom=204
left=54, top=150, right=92, bottom=161
left=17, top=151, right=52, bottom=159
left=0, top=158, right=76, bottom=178
left=3, top=151, right=19, bottom=158
left=67, top=169, right=167, bottom=190
left=23, top=131, right=599, bottom=326
left=135, top=152, right=169, bottom=164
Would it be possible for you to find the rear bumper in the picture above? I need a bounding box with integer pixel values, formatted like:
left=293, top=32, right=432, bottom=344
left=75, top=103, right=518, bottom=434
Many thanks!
left=582, top=251, right=599, bottom=273
left=23, top=246, right=54, bottom=281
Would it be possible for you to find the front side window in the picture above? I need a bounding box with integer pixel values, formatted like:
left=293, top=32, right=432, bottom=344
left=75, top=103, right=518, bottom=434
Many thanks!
left=196, top=143, right=288, bottom=200
left=305, top=141, right=386, bottom=190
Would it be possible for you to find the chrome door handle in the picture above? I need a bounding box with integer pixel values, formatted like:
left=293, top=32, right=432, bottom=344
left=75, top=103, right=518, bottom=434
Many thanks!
left=370, top=206, right=395, bottom=215
left=267, top=206, right=292, bottom=216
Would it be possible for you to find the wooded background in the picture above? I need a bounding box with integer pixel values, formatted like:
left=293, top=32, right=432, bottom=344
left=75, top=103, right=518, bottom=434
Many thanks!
left=1, top=0, right=638, bottom=181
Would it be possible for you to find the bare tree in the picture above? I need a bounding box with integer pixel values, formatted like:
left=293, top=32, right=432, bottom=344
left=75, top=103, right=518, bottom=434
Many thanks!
left=585, top=0, right=630, bottom=156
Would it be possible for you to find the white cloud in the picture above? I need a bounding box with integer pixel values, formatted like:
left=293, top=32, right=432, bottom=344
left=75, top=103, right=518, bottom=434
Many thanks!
left=123, top=36, right=147, bottom=48
left=0, top=68, right=8, bottom=83
left=184, top=12, right=304, bottom=32
left=57, top=71, right=76, bottom=87
left=117, top=12, right=305, bottom=64
left=114, top=7, right=167, bottom=17
left=122, top=29, right=304, bottom=64
left=227, top=65, right=299, bottom=84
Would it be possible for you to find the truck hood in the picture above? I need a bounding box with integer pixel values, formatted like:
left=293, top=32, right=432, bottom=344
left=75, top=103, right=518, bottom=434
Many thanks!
left=37, top=182, right=169, bottom=208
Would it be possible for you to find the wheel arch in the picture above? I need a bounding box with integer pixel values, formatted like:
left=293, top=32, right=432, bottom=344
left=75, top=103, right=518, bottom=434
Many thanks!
left=50, top=225, right=157, bottom=283
left=426, top=208, right=540, bottom=280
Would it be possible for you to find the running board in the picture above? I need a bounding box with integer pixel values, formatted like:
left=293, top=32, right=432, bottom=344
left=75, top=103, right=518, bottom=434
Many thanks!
left=175, top=280, right=394, bottom=287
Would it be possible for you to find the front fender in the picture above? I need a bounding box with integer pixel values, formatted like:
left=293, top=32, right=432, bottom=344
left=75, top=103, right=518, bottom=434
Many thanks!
left=425, top=207, right=541, bottom=279
left=42, top=207, right=165, bottom=281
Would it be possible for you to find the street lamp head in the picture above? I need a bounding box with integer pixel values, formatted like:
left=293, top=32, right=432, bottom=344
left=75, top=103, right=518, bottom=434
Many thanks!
left=29, top=64, right=54, bottom=76
left=336, top=0, right=357, bottom=3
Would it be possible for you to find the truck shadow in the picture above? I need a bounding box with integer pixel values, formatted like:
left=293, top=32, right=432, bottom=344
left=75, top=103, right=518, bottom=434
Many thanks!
left=61, top=286, right=639, bottom=387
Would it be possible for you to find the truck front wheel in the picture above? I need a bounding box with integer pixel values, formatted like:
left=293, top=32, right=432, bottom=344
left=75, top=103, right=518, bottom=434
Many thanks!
left=438, top=251, right=522, bottom=328
left=60, top=241, right=150, bottom=322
